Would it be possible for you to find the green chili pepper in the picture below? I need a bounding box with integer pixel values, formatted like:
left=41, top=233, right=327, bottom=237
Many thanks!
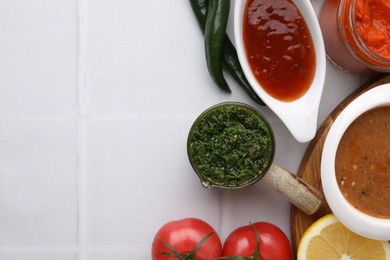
left=204, top=0, right=231, bottom=93
left=189, top=0, right=265, bottom=106
left=189, top=0, right=208, bottom=33
left=221, top=37, right=265, bottom=106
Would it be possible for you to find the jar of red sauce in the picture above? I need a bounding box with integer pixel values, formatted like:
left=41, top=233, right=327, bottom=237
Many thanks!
left=319, top=0, right=390, bottom=73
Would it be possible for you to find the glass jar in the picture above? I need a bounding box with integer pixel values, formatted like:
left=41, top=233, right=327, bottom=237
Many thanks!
left=319, top=0, right=390, bottom=73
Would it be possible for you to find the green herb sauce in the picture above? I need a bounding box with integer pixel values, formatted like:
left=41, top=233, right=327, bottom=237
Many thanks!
left=189, top=104, right=274, bottom=188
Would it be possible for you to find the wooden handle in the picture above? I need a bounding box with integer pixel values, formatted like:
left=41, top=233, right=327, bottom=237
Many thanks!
left=262, top=163, right=323, bottom=215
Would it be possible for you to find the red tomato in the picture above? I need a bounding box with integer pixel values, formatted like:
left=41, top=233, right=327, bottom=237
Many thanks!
left=222, top=222, right=292, bottom=260
left=151, top=218, right=222, bottom=260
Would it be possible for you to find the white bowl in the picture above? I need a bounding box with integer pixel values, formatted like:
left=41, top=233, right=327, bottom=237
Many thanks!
left=234, top=0, right=326, bottom=143
left=321, top=83, right=390, bottom=241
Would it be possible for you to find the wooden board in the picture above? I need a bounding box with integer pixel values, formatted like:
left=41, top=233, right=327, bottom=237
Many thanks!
left=290, top=73, right=390, bottom=254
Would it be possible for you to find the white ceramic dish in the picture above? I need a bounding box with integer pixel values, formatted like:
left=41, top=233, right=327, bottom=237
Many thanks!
left=234, top=0, right=326, bottom=143
left=321, top=83, right=390, bottom=241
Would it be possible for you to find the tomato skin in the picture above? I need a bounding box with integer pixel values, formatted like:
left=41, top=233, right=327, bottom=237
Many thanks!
left=222, top=222, right=293, bottom=260
left=151, top=218, right=222, bottom=260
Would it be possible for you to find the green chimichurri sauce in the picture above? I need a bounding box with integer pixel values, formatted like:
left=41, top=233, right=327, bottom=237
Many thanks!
left=188, top=103, right=274, bottom=188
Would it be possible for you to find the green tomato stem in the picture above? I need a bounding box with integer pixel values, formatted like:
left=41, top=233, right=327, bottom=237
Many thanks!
left=158, top=231, right=215, bottom=260
left=216, top=223, right=262, bottom=260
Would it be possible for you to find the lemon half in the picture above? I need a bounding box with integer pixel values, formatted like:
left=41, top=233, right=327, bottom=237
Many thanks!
left=297, top=214, right=390, bottom=260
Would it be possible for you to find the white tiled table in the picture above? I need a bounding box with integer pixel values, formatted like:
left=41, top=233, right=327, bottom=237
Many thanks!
left=0, top=0, right=372, bottom=259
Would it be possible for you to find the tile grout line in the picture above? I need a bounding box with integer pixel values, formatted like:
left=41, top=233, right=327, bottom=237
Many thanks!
left=0, top=245, right=150, bottom=253
left=0, top=112, right=190, bottom=120
left=219, top=191, right=225, bottom=241
left=77, top=0, right=88, bottom=258
left=0, top=246, right=79, bottom=253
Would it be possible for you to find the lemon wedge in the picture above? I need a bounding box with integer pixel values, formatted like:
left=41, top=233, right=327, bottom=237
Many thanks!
left=297, top=214, right=390, bottom=260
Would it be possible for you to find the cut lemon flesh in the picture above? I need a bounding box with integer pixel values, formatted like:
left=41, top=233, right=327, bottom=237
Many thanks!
left=297, top=214, right=390, bottom=260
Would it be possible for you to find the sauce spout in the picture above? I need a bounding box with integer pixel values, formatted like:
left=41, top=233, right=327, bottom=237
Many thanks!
left=276, top=100, right=319, bottom=143
left=258, top=70, right=324, bottom=143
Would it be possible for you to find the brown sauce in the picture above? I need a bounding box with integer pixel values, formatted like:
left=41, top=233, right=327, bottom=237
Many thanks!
left=335, top=106, right=390, bottom=219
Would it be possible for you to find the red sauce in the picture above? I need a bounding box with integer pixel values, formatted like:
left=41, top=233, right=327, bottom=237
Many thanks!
left=355, top=0, right=390, bottom=59
left=319, top=0, right=390, bottom=73
left=243, top=0, right=316, bottom=102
